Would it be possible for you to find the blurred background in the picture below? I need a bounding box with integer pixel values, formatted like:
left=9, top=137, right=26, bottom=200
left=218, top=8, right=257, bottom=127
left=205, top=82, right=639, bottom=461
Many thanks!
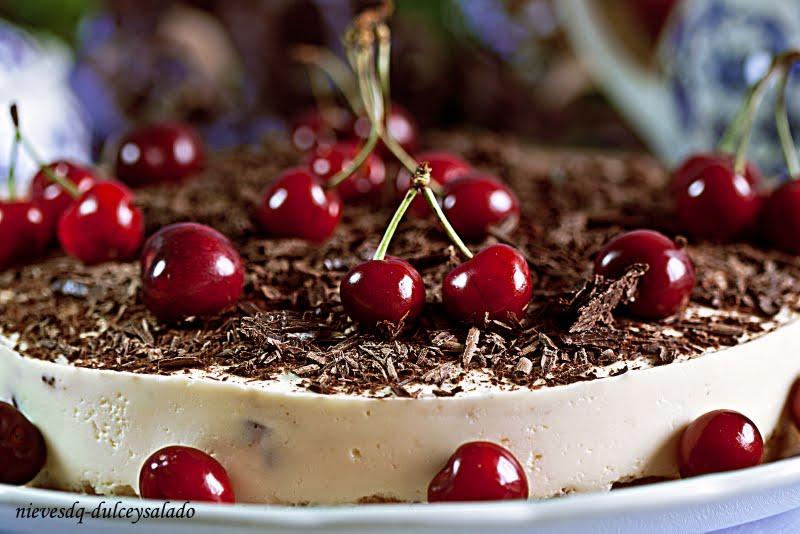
left=2, top=0, right=800, bottom=189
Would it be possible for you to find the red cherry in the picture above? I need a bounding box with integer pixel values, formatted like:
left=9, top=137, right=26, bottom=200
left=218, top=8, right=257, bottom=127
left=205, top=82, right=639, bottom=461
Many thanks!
left=141, top=223, right=245, bottom=322
left=442, top=174, right=519, bottom=241
left=115, top=122, right=205, bottom=187
left=139, top=445, right=235, bottom=503
left=29, top=160, right=96, bottom=232
left=57, top=181, right=144, bottom=265
left=594, top=229, right=694, bottom=320
left=307, top=141, right=386, bottom=202
left=395, top=151, right=472, bottom=216
left=442, top=244, right=531, bottom=324
left=290, top=107, right=354, bottom=152
left=674, top=159, right=761, bottom=241
left=0, top=401, right=47, bottom=485
left=670, top=153, right=761, bottom=195
left=256, top=168, right=342, bottom=243
left=354, top=103, right=419, bottom=155
left=760, top=179, right=800, bottom=254
left=0, top=201, right=50, bottom=270
left=340, top=257, right=425, bottom=327
left=678, top=409, right=763, bottom=478
left=428, top=441, right=528, bottom=502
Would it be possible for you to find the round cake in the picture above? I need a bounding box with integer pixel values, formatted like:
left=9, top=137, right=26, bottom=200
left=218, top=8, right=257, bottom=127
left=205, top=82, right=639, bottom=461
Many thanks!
left=2, top=132, right=799, bottom=504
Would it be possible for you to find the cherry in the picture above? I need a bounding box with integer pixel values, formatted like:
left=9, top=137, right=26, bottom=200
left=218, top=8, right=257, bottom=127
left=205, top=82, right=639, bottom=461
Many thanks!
left=674, top=159, right=761, bottom=241
left=354, top=103, right=419, bottom=155
left=0, top=201, right=50, bottom=270
left=340, top=257, right=425, bottom=327
left=290, top=107, right=354, bottom=152
left=57, top=181, right=144, bottom=265
left=790, top=379, right=800, bottom=431
left=759, top=180, right=800, bottom=254
left=139, top=445, right=235, bottom=503
left=115, top=122, right=205, bottom=187
left=0, top=401, right=47, bottom=485
left=442, top=174, right=519, bottom=241
left=671, top=153, right=760, bottom=194
left=594, top=229, right=694, bottom=320
left=678, top=409, right=763, bottom=478
left=307, top=141, right=386, bottom=201
left=141, top=223, right=245, bottom=322
left=256, top=168, right=342, bottom=243
left=395, top=151, right=472, bottom=216
left=29, top=160, right=96, bottom=233
left=442, top=244, right=531, bottom=324
left=428, top=441, right=528, bottom=502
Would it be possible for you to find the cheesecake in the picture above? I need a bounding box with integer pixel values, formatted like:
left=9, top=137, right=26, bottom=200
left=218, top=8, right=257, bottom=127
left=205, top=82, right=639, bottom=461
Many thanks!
left=2, top=132, right=800, bottom=504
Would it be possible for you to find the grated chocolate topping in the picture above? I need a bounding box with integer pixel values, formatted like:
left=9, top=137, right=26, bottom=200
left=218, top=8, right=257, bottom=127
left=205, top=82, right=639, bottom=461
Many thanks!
left=2, top=131, right=800, bottom=396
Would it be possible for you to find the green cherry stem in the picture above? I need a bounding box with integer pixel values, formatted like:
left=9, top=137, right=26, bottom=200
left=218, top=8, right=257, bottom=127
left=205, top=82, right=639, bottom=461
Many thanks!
left=5, top=107, right=20, bottom=200
left=775, top=57, right=800, bottom=177
left=373, top=187, right=417, bottom=261
left=292, top=45, right=363, bottom=114
left=732, top=59, right=782, bottom=175
left=327, top=44, right=382, bottom=190
left=9, top=104, right=80, bottom=198
left=413, top=162, right=473, bottom=259
left=377, top=23, right=391, bottom=111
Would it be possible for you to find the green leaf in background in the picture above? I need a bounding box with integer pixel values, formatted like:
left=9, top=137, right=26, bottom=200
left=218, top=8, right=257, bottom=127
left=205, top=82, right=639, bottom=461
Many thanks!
left=0, top=0, right=99, bottom=45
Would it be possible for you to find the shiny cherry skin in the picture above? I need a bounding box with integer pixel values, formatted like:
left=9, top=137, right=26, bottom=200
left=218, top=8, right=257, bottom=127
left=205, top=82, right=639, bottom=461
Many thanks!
left=0, top=401, right=47, bottom=485
left=674, top=160, right=761, bottom=241
left=0, top=201, right=50, bottom=270
left=139, top=445, right=235, bottom=503
left=594, top=230, right=695, bottom=320
left=29, top=160, right=96, bottom=231
left=442, top=244, right=531, bottom=324
left=115, top=122, right=205, bottom=187
left=340, top=257, right=425, bottom=327
left=57, top=181, right=144, bottom=265
left=354, top=103, right=419, bottom=155
left=256, top=168, right=342, bottom=243
left=141, top=223, right=245, bottom=322
left=442, top=174, right=520, bottom=241
left=307, top=141, right=386, bottom=202
left=428, top=441, right=528, bottom=502
left=678, top=410, right=763, bottom=478
left=760, top=179, right=800, bottom=255
left=290, top=106, right=354, bottom=151
left=670, top=153, right=761, bottom=195
left=395, top=151, right=472, bottom=216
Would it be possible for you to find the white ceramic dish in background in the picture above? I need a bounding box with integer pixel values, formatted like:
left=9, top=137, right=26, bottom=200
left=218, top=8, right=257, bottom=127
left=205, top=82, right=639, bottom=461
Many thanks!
left=1, top=456, right=800, bottom=534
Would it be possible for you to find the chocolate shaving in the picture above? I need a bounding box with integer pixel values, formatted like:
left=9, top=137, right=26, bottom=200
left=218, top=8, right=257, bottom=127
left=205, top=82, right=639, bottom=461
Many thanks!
left=567, top=264, right=648, bottom=333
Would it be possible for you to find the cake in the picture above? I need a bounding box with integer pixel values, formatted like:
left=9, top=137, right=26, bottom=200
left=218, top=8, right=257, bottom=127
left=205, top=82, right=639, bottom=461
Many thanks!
left=2, top=132, right=800, bottom=504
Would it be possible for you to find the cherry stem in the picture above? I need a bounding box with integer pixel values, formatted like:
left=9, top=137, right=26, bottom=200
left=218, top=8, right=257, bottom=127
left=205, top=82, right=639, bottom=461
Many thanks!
left=373, top=187, right=417, bottom=261
left=327, top=42, right=383, bottom=190
left=292, top=45, right=363, bottom=113
left=775, top=60, right=800, bottom=177
left=377, top=23, right=391, bottom=113
left=732, top=60, right=782, bottom=175
left=9, top=104, right=80, bottom=198
left=6, top=119, right=20, bottom=200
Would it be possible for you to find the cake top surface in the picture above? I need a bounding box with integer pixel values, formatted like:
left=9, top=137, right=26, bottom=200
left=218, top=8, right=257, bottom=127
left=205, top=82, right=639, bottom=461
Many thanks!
left=3, top=131, right=800, bottom=396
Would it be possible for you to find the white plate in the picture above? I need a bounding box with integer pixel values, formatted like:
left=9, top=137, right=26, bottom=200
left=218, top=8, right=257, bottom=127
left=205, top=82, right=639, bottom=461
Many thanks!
left=2, top=456, right=800, bottom=533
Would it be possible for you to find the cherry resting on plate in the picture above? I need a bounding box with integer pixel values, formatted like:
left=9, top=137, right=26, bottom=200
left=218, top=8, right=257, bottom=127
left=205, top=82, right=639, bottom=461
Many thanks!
left=395, top=151, right=471, bottom=216
left=340, top=257, right=425, bottom=327
left=442, top=173, right=519, bottom=241
left=594, top=229, right=695, bottom=320
left=673, top=157, right=761, bottom=241
left=428, top=441, right=529, bottom=502
left=442, top=244, right=531, bottom=324
left=678, top=410, right=763, bottom=478
left=139, top=445, right=235, bottom=503
left=760, top=179, right=800, bottom=255
left=0, top=201, right=49, bottom=270
left=29, top=160, right=96, bottom=232
left=256, top=168, right=342, bottom=243
left=0, top=401, right=47, bottom=485
left=141, top=223, right=245, bottom=322
left=115, top=122, right=205, bottom=187
left=57, top=181, right=144, bottom=265
left=307, top=141, right=386, bottom=201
